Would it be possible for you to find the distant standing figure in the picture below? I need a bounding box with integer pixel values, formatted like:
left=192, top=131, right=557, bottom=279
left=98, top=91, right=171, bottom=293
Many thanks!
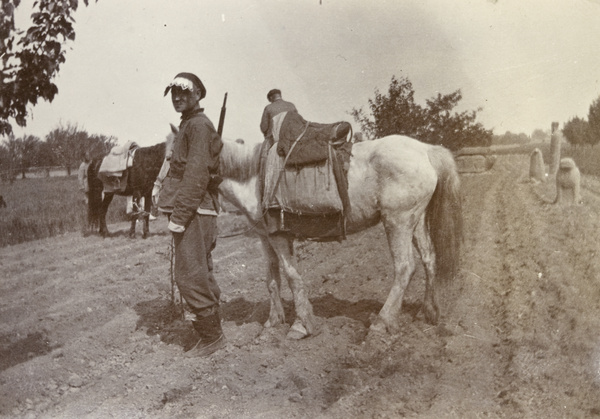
left=78, top=152, right=91, bottom=204
left=260, top=89, right=297, bottom=144
left=0, top=195, right=6, bottom=208
left=554, top=158, right=581, bottom=205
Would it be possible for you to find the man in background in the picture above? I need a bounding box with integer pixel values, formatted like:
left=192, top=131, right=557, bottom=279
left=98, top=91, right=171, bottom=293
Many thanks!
left=260, top=89, right=297, bottom=144
left=78, top=152, right=91, bottom=204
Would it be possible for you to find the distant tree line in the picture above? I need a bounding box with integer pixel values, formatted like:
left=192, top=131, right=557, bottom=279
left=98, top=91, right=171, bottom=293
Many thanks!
left=491, top=129, right=550, bottom=146
left=0, top=122, right=116, bottom=182
left=561, top=96, right=600, bottom=147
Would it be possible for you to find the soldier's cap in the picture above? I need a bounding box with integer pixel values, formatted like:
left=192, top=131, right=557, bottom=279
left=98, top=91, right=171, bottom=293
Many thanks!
left=164, top=72, right=206, bottom=100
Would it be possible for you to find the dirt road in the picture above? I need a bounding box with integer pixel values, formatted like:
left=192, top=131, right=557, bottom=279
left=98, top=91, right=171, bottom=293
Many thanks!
left=1, top=153, right=600, bottom=418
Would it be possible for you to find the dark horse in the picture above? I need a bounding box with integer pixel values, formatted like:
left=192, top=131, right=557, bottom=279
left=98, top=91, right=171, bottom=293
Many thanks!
left=87, top=142, right=166, bottom=238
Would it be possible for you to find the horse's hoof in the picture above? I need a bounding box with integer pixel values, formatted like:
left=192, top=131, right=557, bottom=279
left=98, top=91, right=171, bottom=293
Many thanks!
left=423, top=304, right=440, bottom=325
left=369, top=320, right=387, bottom=335
left=287, top=321, right=308, bottom=340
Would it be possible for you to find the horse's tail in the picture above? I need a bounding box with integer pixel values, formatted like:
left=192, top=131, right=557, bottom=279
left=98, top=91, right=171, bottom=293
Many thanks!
left=426, top=146, right=463, bottom=284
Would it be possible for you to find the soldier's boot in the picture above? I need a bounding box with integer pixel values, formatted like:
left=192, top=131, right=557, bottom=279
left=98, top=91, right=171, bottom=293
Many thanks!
left=187, top=311, right=225, bottom=357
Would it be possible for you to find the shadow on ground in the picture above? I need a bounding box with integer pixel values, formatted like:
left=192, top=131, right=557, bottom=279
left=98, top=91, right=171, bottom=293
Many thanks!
left=0, top=332, right=57, bottom=371
left=132, top=293, right=410, bottom=350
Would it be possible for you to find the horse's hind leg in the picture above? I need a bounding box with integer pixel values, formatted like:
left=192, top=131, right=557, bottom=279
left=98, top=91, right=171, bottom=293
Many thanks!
left=99, top=193, right=114, bottom=237
left=269, top=234, right=316, bottom=339
left=129, top=217, right=137, bottom=238
left=128, top=195, right=138, bottom=238
left=373, top=215, right=417, bottom=335
left=413, top=214, right=439, bottom=324
left=260, top=236, right=286, bottom=329
left=142, top=193, right=152, bottom=239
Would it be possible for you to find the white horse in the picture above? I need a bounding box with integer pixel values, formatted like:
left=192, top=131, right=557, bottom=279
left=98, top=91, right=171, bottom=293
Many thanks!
left=216, top=134, right=462, bottom=339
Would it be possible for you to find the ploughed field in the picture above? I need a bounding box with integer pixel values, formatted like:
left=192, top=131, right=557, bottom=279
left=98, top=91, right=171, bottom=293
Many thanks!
left=1, top=153, right=600, bottom=418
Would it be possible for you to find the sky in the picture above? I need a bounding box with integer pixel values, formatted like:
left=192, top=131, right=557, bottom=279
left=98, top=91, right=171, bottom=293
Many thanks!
left=9, top=0, right=600, bottom=147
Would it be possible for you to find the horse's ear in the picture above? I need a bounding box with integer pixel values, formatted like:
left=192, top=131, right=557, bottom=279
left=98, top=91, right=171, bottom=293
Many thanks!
left=170, top=123, right=178, bottom=134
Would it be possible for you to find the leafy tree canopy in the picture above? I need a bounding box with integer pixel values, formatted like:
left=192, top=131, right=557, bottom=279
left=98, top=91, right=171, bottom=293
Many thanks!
left=1, top=0, right=92, bottom=136
left=588, top=97, right=600, bottom=146
left=351, top=76, right=492, bottom=150
left=563, top=116, right=591, bottom=147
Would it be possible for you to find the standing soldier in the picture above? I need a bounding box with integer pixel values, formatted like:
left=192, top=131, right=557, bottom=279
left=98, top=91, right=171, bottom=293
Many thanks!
left=161, top=72, right=225, bottom=357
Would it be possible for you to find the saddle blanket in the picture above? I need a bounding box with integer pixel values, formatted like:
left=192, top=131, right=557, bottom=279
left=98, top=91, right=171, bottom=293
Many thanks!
left=262, top=144, right=343, bottom=214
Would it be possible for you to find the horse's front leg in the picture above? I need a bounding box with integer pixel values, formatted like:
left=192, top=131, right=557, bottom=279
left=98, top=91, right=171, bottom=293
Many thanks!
left=269, top=235, right=316, bottom=339
left=128, top=196, right=139, bottom=238
left=260, top=236, right=286, bottom=328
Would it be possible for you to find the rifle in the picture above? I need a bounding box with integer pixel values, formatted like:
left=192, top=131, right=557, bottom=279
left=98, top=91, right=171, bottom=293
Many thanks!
left=217, top=92, right=228, bottom=137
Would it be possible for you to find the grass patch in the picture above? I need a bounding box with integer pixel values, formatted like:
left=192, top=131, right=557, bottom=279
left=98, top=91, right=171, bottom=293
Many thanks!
left=0, top=176, right=129, bottom=247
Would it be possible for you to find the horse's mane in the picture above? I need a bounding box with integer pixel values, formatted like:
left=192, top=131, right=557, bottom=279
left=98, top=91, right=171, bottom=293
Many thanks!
left=219, top=140, right=262, bottom=182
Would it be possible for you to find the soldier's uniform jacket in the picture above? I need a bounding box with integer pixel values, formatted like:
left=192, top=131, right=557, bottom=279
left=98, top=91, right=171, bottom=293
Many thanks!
left=160, top=108, right=223, bottom=227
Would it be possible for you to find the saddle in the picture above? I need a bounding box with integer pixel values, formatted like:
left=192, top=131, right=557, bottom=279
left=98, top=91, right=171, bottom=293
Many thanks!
left=97, top=141, right=139, bottom=193
left=274, top=111, right=352, bottom=167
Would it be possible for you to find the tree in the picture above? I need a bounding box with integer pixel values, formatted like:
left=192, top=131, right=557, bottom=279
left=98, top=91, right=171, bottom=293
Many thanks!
left=0, top=142, right=11, bottom=181
left=1, top=0, right=93, bottom=136
left=531, top=128, right=549, bottom=142
left=17, top=134, right=41, bottom=178
left=492, top=131, right=530, bottom=146
left=421, top=91, right=492, bottom=149
left=45, top=122, right=116, bottom=175
left=35, top=139, right=56, bottom=176
left=587, top=97, right=600, bottom=146
left=562, top=116, right=590, bottom=147
left=351, top=76, right=492, bottom=150
left=351, top=76, right=426, bottom=141
left=0, top=134, right=20, bottom=181
left=0, top=133, right=41, bottom=178
left=45, top=122, right=84, bottom=175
